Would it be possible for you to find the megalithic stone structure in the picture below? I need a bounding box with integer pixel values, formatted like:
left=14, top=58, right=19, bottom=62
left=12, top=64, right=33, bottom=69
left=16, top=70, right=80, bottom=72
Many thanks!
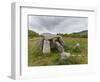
left=40, top=33, right=70, bottom=59
left=40, top=33, right=65, bottom=54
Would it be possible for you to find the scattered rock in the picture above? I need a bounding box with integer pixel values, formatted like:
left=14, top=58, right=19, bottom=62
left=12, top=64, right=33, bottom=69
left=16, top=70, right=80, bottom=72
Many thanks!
left=76, top=43, right=80, bottom=47
left=73, top=43, right=81, bottom=52
left=60, top=52, right=71, bottom=60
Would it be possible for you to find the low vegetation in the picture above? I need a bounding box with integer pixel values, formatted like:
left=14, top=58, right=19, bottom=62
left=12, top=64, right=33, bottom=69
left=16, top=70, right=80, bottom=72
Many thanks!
left=28, top=30, right=88, bottom=66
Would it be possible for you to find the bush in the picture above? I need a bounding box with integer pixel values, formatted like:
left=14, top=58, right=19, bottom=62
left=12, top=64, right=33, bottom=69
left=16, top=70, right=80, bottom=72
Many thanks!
left=28, top=30, right=39, bottom=38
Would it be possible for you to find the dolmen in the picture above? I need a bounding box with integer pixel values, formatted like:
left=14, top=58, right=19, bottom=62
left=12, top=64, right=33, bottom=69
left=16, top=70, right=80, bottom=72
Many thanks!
left=40, top=33, right=65, bottom=54
left=40, top=33, right=71, bottom=60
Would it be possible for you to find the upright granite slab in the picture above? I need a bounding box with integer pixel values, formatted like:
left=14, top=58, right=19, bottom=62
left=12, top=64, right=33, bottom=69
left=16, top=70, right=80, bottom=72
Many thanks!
left=42, top=40, right=50, bottom=54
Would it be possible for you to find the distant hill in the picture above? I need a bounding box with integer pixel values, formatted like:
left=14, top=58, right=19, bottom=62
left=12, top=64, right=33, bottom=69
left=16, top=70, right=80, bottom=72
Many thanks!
left=74, top=30, right=88, bottom=35
left=28, top=29, right=88, bottom=38
left=63, top=30, right=88, bottom=38
left=28, top=30, right=39, bottom=38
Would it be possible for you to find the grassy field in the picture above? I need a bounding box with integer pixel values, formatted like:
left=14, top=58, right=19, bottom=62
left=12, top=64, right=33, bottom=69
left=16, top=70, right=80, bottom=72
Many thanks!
left=28, top=37, right=88, bottom=66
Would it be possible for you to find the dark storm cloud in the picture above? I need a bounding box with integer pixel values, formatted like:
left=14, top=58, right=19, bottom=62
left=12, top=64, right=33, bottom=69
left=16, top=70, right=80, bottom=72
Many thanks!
left=29, top=15, right=88, bottom=34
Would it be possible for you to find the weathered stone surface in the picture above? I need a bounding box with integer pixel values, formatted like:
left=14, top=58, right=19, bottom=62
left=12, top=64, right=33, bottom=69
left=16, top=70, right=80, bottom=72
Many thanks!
left=55, top=41, right=64, bottom=53
left=41, top=33, right=62, bottom=40
left=58, top=36, right=64, bottom=46
left=50, top=39, right=56, bottom=49
left=60, top=52, right=71, bottom=60
left=43, top=40, right=50, bottom=54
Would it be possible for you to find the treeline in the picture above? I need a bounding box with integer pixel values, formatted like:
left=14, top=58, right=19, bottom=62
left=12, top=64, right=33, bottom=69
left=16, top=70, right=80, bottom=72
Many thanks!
left=57, top=31, right=88, bottom=38
left=28, top=30, right=88, bottom=38
left=28, top=30, right=39, bottom=38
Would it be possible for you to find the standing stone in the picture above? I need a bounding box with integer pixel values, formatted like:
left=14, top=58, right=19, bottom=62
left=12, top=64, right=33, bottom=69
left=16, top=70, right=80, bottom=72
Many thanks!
left=39, top=37, right=44, bottom=51
left=43, top=40, right=50, bottom=54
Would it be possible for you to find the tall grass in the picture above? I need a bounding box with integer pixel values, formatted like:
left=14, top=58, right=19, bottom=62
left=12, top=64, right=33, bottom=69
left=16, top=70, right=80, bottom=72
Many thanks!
left=28, top=37, right=88, bottom=66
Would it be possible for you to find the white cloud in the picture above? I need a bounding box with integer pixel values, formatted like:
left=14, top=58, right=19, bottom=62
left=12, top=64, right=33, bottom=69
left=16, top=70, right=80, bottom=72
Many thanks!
left=28, top=15, right=88, bottom=34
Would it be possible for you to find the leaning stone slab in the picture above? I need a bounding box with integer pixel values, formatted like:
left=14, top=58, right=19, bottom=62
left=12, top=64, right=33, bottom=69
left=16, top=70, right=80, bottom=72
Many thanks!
left=43, top=40, right=50, bottom=54
left=58, top=36, right=64, bottom=46
left=55, top=41, right=64, bottom=53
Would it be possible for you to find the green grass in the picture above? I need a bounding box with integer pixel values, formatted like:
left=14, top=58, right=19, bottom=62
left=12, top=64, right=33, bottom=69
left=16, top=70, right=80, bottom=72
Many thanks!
left=28, top=37, right=88, bottom=66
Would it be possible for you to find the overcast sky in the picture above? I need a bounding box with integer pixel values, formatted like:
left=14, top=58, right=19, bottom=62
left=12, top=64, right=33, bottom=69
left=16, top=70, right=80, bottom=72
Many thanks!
left=28, top=15, right=88, bottom=34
